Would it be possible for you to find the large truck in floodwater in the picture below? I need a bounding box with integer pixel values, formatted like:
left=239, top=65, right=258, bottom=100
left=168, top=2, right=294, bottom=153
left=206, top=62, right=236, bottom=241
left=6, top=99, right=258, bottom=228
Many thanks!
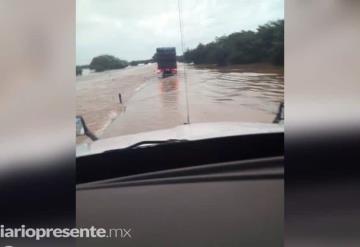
left=155, top=47, right=177, bottom=77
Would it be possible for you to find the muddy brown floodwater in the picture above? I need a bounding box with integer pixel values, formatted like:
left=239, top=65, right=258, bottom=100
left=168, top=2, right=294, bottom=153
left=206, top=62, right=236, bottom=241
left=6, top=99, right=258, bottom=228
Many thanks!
left=76, top=63, right=283, bottom=143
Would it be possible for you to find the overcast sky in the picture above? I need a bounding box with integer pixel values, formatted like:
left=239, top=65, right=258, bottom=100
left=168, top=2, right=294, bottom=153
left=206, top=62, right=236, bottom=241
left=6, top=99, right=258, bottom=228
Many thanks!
left=76, top=0, right=283, bottom=65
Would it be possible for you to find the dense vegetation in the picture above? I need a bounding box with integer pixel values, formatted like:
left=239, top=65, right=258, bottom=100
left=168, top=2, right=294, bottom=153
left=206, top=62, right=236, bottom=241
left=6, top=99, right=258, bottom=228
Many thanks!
left=89, top=55, right=128, bottom=72
left=183, top=20, right=284, bottom=66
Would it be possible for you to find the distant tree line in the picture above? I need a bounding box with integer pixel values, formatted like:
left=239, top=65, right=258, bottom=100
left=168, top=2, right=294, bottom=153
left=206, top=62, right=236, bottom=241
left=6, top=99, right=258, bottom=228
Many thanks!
left=77, top=55, right=159, bottom=75
left=129, top=59, right=154, bottom=66
left=183, top=20, right=284, bottom=66
left=76, top=64, right=90, bottom=76
left=76, top=66, right=82, bottom=76
left=80, top=55, right=157, bottom=74
left=176, top=55, right=184, bottom=62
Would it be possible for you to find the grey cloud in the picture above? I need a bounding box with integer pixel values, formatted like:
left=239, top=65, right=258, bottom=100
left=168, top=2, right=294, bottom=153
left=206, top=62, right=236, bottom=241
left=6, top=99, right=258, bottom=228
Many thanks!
left=76, top=0, right=283, bottom=65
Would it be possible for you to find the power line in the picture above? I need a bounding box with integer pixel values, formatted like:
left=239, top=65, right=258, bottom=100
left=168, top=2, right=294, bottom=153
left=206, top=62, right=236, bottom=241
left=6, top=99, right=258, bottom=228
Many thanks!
left=177, top=0, right=191, bottom=124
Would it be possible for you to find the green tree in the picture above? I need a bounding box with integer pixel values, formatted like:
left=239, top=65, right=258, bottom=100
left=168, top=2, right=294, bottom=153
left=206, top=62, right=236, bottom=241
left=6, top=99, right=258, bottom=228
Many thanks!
left=183, top=20, right=284, bottom=66
left=89, top=55, right=128, bottom=72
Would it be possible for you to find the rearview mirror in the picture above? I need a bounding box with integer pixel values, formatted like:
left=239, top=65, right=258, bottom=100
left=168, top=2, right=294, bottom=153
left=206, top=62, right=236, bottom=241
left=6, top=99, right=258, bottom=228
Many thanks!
left=76, top=116, right=98, bottom=141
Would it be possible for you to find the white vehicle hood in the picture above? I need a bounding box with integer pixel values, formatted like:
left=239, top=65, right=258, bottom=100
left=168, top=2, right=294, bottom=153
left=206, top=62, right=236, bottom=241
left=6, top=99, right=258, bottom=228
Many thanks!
left=76, top=122, right=283, bottom=157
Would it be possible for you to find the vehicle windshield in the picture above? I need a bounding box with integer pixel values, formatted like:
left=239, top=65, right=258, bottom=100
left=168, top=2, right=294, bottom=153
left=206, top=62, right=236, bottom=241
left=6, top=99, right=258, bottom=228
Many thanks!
left=76, top=0, right=284, bottom=146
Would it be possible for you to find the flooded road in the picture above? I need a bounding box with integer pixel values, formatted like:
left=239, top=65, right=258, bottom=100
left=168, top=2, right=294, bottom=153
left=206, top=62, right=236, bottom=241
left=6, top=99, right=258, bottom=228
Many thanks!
left=76, top=64, right=156, bottom=141
left=100, top=63, right=283, bottom=138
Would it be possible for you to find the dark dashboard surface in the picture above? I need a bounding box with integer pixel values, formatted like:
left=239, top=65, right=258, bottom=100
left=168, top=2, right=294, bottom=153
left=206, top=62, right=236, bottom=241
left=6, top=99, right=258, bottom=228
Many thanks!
left=77, top=156, right=283, bottom=247
left=77, top=132, right=283, bottom=184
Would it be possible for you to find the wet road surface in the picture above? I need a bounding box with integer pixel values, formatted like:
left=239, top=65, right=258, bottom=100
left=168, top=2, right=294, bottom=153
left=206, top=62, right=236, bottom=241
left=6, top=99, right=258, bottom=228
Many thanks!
left=99, top=63, right=283, bottom=138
